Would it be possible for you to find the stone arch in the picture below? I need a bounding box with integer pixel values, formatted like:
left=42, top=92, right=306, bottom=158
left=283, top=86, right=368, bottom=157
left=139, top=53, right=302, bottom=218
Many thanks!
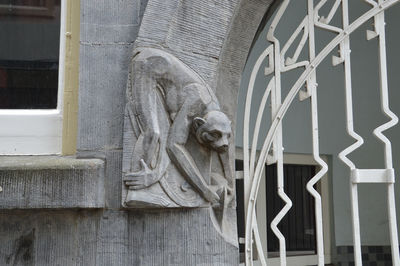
left=125, top=0, right=279, bottom=264
left=135, top=0, right=278, bottom=124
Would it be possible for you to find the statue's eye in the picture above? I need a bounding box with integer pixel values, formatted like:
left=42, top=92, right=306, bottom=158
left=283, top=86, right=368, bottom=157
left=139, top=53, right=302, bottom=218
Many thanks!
left=203, top=131, right=220, bottom=142
left=202, top=132, right=214, bottom=142
left=209, top=131, right=221, bottom=140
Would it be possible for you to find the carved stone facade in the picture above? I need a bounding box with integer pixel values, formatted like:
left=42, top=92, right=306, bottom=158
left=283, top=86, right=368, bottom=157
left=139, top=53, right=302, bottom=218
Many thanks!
left=0, top=0, right=276, bottom=265
left=122, top=48, right=234, bottom=209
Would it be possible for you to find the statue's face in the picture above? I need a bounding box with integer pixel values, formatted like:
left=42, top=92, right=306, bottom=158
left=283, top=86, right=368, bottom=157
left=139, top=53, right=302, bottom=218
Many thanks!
left=193, top=111, right=232, bottom=153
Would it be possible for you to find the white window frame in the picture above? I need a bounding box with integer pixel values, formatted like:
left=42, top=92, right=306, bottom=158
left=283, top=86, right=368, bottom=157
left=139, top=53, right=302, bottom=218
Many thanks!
left=0, top=0, right=67, bottom=155
left=236, top=148, right=332, bottom=266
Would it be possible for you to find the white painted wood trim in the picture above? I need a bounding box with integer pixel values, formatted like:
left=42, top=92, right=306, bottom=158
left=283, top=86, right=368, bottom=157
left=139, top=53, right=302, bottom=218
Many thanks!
left=0, top=0, right=66, bottom=155
left=0, top=110, right=62, bottom=154
left=57, top=0, right=67, bottom=111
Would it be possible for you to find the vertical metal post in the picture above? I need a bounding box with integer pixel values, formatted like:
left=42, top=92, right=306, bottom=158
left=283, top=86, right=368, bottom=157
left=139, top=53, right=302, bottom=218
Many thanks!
left=306, top=2, right=327, bottom=265
left=375, top=2, right=400, bottom=264
left=267, top=2, right=292, bottom=265
left=341, top=0, right=363, bottom=263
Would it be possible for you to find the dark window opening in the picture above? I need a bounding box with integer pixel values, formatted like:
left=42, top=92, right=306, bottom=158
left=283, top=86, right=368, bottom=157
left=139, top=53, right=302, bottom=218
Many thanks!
left=235, top=159, right=245, bottom=255
left=235, top=160, right=317, bottom=258
left=0, top=0, right=61, bottom=109
left=266, top=163, right=317, bottom=256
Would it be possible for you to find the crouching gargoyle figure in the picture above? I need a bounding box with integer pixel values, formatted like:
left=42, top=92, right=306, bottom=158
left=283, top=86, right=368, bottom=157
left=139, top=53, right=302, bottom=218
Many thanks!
left=122, top=48, right=234, bottom=209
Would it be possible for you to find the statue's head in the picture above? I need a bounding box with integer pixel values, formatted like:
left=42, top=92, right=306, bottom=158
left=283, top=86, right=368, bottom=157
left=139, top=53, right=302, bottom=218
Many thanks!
left=193, top=110, right=232, bottom=153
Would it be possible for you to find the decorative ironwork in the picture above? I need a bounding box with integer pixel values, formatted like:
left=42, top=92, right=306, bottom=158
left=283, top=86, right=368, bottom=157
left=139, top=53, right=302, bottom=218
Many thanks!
left=243, top=0, right=400, bottom=265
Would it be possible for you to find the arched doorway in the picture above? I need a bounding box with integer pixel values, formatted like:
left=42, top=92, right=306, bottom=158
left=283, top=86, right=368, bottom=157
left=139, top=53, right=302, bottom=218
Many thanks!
left=236, top=0, right=400, bottom=265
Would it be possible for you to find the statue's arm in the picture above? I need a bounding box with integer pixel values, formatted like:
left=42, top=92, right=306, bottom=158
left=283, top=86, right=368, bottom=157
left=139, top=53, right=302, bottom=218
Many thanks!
left=124, top=58, right=165, bottom=190
left=166, top=101, right=220, bottom=204
left=132, top=61, right=162, bottom=167
left=217, top=151, right=235, bottom=196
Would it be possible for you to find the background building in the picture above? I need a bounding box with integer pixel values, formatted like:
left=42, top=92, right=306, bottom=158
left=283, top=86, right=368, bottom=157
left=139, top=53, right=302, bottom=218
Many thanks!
left=0, top=0, right=399, bottom=265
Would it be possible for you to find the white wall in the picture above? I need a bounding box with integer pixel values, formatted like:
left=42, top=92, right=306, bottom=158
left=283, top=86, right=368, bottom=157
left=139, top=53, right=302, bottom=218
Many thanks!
left=236, top=1, right=400, bottom=246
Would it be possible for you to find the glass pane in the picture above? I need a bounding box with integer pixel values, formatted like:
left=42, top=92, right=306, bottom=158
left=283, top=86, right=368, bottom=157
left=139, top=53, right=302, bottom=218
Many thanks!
left=0, top=0, right=61, bottom=109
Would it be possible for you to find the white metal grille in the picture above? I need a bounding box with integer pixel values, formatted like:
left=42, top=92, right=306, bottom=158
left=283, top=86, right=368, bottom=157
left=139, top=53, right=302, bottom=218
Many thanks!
left=242, top=0, right=400, bottom=265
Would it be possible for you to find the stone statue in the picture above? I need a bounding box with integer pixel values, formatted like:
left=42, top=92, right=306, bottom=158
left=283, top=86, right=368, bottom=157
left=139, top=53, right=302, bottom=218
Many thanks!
left=122, top=48, right=234, bottom=209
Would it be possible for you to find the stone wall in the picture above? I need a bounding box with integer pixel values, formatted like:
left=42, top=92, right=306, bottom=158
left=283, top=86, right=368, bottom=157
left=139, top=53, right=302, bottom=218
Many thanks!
left=0, top=0, right=276, bottom=265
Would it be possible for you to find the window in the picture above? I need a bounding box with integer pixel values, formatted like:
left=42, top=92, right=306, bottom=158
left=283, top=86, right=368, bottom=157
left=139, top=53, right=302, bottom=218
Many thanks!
left=0, top=0, right=79, bottom=155
left=265, top=163, right=317, bottom=256
left=236, top=150, right=332, bottom=265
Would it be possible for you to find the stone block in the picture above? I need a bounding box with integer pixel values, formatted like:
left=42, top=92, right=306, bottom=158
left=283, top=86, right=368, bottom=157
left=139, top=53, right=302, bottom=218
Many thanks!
left=78, top=44, right=133, bottom=151
left=80, top=0, right=142, bottom=44
left=128, top=208, right=239, bottom=266
left=0, top=156, right=105, bottom=209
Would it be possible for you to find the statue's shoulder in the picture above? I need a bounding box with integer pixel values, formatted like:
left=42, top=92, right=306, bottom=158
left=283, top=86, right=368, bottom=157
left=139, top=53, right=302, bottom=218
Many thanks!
left=132, top=48, right=177, bottom=64
left=131, top=48, right=207, bottom=85
left=131, top=48, right=189, bottom=77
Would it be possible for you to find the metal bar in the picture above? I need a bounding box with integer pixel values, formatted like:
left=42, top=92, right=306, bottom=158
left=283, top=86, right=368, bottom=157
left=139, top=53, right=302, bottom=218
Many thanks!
left=388, top=184, right=400, bottom=265
left=315, top=20, right=343, bottom=33
left=282, top=61, right=309, bottom=73
left=243, top=45, right=273, bottom=265
left=373, top=9, right=398, bottom=169
left=338, top=1, right=363, bottom=264
left=320, top=0, right=341, bottom=24
left=244, top=2, right=399, bottom=265
left=250, top=78, right=274, bottom=175
left=281, top=17, right=309, bottom=67
left=306, top=1, right=327, bottom=265
left=374, top=2, right=400, bottom=263
left=349, top=183, right=362, bottom=265
left=364, top=0, right=378, bottom=7
left=253, top=217, right=267, bottom=265
left=351, top=169, right=395, bottom=183
left=267, top=1, right=291, bottom=265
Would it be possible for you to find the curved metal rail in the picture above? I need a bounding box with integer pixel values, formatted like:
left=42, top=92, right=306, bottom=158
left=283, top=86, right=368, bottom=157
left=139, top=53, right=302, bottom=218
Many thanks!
left=243, top=1, right=400, bottom=265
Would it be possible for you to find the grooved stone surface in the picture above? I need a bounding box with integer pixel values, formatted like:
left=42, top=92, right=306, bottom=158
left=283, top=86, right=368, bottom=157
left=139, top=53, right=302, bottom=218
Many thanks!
left=78, top=44, right=133, bottom=151
left=0, top=157, right=105, bottom=209
left=0, top=210, right=103, bottom=265
left=128, top=208, right=238, bottom=266
left=97, top=210, right=129, bottom=265
left=77, top=0, right=146, bottom=151
left=68, top=0, right=278, bottom=265
left=120, top=0, right=276, bottom=264
left=104, top=150, right=123, bottom=209
left=0, top=209, right=237, bottom=266
left=136, top=0, right=238, bottom=88
left=80, top=0, right=143, bottom=44
left=216, top=0, right=274, bottom=124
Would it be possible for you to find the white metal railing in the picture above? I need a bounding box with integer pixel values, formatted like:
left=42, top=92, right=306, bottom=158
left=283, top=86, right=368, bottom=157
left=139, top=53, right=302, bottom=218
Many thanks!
left=242, top=0, right=400, bottom=265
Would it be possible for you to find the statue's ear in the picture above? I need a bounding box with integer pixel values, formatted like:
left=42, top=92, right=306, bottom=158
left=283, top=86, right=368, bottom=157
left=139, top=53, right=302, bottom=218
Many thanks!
left=193, top=117, right=206, bottom=131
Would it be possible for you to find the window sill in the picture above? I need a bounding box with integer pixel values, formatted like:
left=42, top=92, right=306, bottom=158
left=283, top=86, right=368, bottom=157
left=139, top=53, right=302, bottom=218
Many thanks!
left=0, top=156, right=105, bottom=209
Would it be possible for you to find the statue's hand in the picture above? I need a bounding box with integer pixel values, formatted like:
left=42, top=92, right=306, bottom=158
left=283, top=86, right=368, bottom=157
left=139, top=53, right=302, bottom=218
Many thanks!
left=125, top=159, right=157, bottom=190
left=203, top=187, right=220, bottom=206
